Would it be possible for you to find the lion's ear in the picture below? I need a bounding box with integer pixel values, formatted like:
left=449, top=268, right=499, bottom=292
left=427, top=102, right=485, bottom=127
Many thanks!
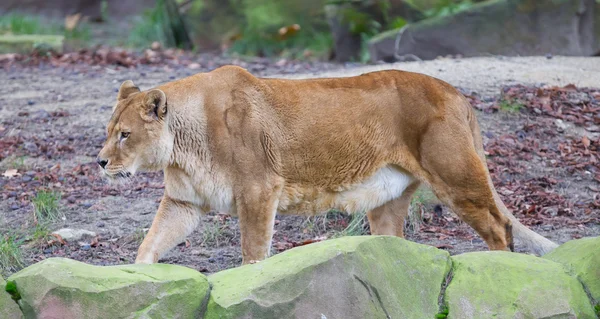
left=117, top=80, right=140, bottom=101
left=144, top=89, right=167, bottom=120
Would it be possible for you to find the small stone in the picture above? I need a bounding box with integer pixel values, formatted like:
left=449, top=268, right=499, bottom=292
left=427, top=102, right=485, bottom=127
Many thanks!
left=546, top=53, right=553, bottom=59
left=51, top=228, right=97, bottom=242
left=25, top=171, right=36, bottom=176
left=24, top=142, right=39, bottom=153
left=27, top=100, right=35, bottom=105
left=96, top=222, right=105, bottom=228
left=10, top=204, right=19, bottom=210
left=208, top=257, right=216, bottom=263
left=81, top=202, right=93, bottom=208
left=21, top=175, right=32, bottom=182
left=80, top=243, right=91, bottom=251
left=554, top=119, right=566, bottom=132
left=32, top=109, right=50, bottom=119
left=151, top=41, right=161, bottom=50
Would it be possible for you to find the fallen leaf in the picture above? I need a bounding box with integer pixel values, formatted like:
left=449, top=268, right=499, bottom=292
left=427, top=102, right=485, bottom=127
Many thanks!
left=3, top=169, right=20, bottom=178
left=582, top=136, right=590, bottom=149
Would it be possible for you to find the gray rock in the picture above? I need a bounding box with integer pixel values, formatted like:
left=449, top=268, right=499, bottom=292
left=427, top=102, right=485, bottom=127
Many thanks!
left=51, top=228, right=96, bottom=242
left=1, top=275, right=23, bottom=319
left=206, top=236, right=451, bottom=319
left=369, top=0, right=599, bottom=62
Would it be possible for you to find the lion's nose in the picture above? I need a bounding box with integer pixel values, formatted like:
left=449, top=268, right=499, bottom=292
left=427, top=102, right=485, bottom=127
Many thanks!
left=96, top=158, right=108, bottom=169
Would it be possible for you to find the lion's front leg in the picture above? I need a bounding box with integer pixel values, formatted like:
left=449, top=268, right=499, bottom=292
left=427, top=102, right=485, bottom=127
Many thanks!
left=135, top=196, right=201, bottom=264
left=236, top=183, right=282, bottom=265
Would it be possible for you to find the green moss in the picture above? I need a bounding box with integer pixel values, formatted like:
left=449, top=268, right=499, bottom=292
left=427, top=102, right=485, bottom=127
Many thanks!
left=8, top=258, right=209, bottom=318
left=1, top=276, right=22, bottom=319
left=544, top=237, right=600, bottom=303
left=446, top=251, right=597, bottom=318
left=207, top=236, right=451, bottom=318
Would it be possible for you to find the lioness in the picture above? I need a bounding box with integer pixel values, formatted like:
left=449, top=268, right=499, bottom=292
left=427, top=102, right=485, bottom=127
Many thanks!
left=97, top=66, right=557, bottom=264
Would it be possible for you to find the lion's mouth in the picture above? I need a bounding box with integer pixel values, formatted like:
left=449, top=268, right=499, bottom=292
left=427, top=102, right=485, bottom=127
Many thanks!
left=102, top=166, right=133, bottom=180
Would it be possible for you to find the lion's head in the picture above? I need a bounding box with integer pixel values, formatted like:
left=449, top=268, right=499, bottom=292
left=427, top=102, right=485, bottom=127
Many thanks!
left=97, top=80, right=173, bottom=180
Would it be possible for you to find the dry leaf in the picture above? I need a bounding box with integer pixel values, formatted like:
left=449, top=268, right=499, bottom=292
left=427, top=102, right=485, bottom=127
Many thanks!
left=582, top=136, right=590, bottom=149
left=2, top=169, right=20, bottom=178
left=51, top=233, right=68, bottom=245
left=65, top=13, right=82, bottom=31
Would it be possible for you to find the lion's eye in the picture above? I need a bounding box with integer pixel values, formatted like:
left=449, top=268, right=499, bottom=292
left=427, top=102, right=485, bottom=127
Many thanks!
left=120, top=132, right=130, bottom=139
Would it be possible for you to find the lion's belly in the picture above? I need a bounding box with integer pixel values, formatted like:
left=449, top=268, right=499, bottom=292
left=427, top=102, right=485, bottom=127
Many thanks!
left=277, top=165, right=414, bottom=215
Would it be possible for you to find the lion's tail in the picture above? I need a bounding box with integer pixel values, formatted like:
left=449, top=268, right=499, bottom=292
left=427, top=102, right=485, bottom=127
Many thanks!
left=467, top=104, right=558, bottom=255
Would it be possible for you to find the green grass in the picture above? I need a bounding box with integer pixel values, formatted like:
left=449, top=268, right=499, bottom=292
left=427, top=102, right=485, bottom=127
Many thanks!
left=30, top=223, right=51, bottom=243
left=128, top=0, right=171, bottom=48
left=332, top=211, right=370, bottom=238
left=407, top=186, right=438, bottom=234
left=0, top=13, right=91, bottom=46
left=0, top=155, right=27, bottom=170
left=498, top=99, right=524, bottom=113
left=32, top=190, right=62, bottom=223
left=0, top=234, right=24, bottom=276
left=201, top=220, right=236, bottom=247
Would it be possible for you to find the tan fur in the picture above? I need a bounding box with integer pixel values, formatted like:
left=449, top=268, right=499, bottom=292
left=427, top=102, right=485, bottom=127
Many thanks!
left=97, top=66, right=558, bottom=265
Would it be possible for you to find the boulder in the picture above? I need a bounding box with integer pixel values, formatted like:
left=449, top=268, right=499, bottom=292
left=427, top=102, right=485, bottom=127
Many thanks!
left=1, top=275, right=22, bottom=319
left=205, top=236, right=451, bottom=319
left=445, top=251, right=596, bottom=319
left=369, top=0, right=599, bottom=62
left=544, top=236, right=600, bottom=303
left=7, top=258, right=209, bottom=319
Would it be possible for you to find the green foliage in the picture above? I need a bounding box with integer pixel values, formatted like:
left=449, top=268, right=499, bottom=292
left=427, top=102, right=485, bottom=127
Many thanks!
left=389, top=17, right=408, bottom=30
left=32, top=190, right=62, bottom=223
left=499, top=99, right=524, bottom=113
left=0, top=13, right=91, bottom=48
left=101, top=0, right=110, bottom=22
left=64, top=25, right=91, bottom=42
left=129, top=1, right=171, bottom=48
left=595, top=303, right=600, bottom=317
left=424, top=0, right=475, bottom=18
left=0, top=14, right=45, bottom=35
left=341, top=8, right=381, bottom=36
left=0, top=235, right=24, bottom=276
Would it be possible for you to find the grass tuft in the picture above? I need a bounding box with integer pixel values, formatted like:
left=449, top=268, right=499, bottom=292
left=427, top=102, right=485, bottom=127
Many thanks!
left=498, top=99, right=524, bottom=113
left=32, top=190, right=62, bottom=223
left=407, top=187, right=438, bottom=234
left=0, top=235, right=24, bottom=276
left=332, top=211, right=370, bottom=238
left=201, top=220, right=236, bottom=247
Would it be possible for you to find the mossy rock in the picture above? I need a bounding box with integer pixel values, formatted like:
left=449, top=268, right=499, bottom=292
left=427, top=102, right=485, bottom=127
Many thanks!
left=368, top=0, right=599, bottom=62
left=445, top=251, right=596, bottom=319
left=205, top=236, right=451, bottom=319
left=0, top=34, right=64, bottom=54
left=1, top=275, right=22, bottom=319
left=544, top=236, right=600, bottom=303
left=7, top=258, right=209, bottom=319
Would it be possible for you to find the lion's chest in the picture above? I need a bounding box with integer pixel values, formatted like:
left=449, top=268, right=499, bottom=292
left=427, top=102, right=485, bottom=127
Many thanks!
left=277, top=165, right=414, bottom=215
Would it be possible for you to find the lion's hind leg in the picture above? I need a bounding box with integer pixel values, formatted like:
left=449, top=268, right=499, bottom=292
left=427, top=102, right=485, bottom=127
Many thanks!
left=416, top=117, right=513, bottom=252
left=367, top=181, right=420, bottom=237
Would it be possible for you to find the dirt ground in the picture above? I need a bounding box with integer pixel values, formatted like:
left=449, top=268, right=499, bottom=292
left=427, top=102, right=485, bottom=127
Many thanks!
left=1, top=55, right=599, bottom=276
